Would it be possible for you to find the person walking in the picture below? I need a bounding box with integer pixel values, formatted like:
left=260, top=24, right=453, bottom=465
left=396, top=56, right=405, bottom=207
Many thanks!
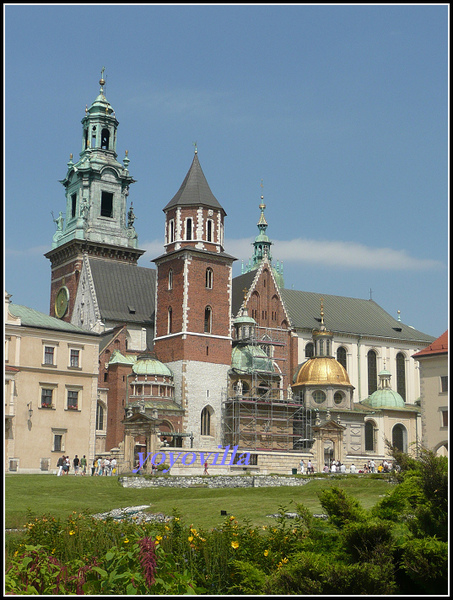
left=80, top=455, right=87, bottom=475
left=204, top=461, right=209, bottom=475
left=73, top=455, right=80, bottom=475
left=299, top=459, right=305, bottom=474
left=56, top=455, right=64, bottom=476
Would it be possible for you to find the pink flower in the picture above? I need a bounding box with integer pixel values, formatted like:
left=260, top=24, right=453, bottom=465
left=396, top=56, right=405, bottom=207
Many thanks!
left=138, top=537, right=157, bottom=587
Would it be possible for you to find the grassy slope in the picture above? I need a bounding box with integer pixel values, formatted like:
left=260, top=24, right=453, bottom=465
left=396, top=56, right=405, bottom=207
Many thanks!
left=5, top=474, right=391, bottom=531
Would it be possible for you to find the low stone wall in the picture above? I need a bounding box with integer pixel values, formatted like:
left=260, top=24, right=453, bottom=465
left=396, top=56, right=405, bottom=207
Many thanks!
left=119, top=474, right=313, bottom=489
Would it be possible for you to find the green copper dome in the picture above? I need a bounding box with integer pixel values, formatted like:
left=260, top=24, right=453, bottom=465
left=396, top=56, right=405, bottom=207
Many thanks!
left=132, top=354, right=173, bottom=377
left=361, top=368, right=405, bottom=409
left=362, top=388, right=406, bottom=409
left=232, top=344, right=274, bottom=373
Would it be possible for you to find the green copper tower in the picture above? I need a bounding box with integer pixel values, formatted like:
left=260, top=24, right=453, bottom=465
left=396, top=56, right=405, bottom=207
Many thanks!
left=51, top=69, right=139, bottom=251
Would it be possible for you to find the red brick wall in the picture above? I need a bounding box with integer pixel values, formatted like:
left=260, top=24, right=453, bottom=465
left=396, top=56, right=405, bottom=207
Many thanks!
left=49, top=256, right=83, bottom=320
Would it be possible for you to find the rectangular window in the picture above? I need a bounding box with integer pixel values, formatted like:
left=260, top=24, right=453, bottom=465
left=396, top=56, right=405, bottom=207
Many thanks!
left=41, top=388, right=53, bottom=409
left=440, top=376, right=448, bottom=393
left=44, top=346, right=55, bottom=365
left=67, top=390, right=79, bottom=410
left=441, top=410, right=448, bottom=427
left=54, top=435, right=63, bottom=452
left=70, top=349, right=80, bottom=368
left=101, top=191, right=113, bottom=218
left=71, top=193, right=77, bottom=218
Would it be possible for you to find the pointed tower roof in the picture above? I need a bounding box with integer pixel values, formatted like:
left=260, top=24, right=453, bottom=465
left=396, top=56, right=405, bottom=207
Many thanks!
left=163, top=151, right=226, bottom=214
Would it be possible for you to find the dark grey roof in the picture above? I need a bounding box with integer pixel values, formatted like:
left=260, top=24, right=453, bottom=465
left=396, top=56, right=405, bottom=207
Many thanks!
left=280, top=288, right=435, bottom=343
left=231, top=273, right=434, bottom=344
left=89, top=258, right=156, bottom=324
left=163, top=153, right=226, bottom=214
left=231, top=271, right=256, bottom=316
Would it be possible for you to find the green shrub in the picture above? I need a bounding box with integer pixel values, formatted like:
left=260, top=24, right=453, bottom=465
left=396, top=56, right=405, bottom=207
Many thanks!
left=397, top=537, right=448, bottom=595
left=342, top=519, right=394, bottom=562
left=318, top=486, right=366, bottom=528
left=264, top=551, right=397, bottom=595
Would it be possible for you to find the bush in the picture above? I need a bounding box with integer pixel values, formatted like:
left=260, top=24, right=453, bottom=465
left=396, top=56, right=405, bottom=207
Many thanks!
left=318, top=486, right=366, bottom=528
left=397, top=537, right=448, bottom=595
left=265, top=551, right=397, bottom=595
left=342, top=519, right=394, bottom=563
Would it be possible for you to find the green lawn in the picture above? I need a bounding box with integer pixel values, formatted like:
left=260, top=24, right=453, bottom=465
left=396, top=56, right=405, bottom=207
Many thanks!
left=5, top=474, right=391, bottom=531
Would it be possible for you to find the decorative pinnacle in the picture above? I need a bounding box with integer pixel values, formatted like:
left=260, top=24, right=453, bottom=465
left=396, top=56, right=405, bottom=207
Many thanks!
left=243, top=288, right=248, bottom=302
left=193, top=141, right=198, bottom=154
left=320, top=297, right=325, bottom=325
left=99, top=66, right=106, bottom=91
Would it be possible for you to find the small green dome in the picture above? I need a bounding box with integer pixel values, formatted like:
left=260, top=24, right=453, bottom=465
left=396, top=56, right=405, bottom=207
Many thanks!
left=362, top=388, right=405, bottom=409
left=132, top=354, right=173, bottom=377
left=232, top=345, right=274, bottom=373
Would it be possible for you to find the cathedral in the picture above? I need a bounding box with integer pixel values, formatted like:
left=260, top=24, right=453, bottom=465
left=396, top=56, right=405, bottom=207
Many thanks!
left=45, top=74, right=435, bottom=473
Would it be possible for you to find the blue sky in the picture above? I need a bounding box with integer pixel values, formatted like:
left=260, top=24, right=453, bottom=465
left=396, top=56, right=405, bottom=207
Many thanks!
left=4, top=4, right=448, bottom=338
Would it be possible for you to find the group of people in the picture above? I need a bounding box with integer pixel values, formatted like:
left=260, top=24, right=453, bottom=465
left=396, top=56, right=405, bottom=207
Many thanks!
left=92, top=456, right=118, bottom=476
left=56, top=454, right=118, bottom=476
left=298, top=458, right=396, bottom=476
left=56, top=454, right=87, bottom=476
left=299, top=459, right=315, bottom=474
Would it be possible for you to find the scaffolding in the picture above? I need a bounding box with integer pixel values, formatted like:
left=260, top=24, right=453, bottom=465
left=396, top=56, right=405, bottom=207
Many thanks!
left=222, top=325, right=315, bottom=452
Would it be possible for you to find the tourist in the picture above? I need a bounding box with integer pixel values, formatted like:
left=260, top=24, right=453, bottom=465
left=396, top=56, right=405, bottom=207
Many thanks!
left=73, top=455, right=80, bottom=475
left=323, top=463, right=329, bottom=473
left=111, top=457, right=117, bottom=475
left=307, top=460, right=313, bottom=474
left=80, top=455, right=87, bottom=475
left=330, top=462, right=336, bottom=473
left=56, top=455, right=64, bottom=476
left=63, top=456, right=70, bottom=475
left=204, top=461, right=209, bottom=475
left=340, top=463, right=346, bottom=474
left=104, top=456, right=111, bottom=476
left=349, top=463, right=356, bottom=474
left=299, top=459, right=305, bottom=474
left=369, top=459, right=376, bottom=473
left=91, top=458, right=97, bottom=476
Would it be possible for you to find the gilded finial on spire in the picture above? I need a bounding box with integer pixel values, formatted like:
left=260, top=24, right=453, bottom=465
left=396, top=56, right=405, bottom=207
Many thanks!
left=193, top=141, right=198, bottom=154
left=243, top=288, right=248, bottom=302
left=99, top=67, right=106, bottom=93
left=320, top=297, right=325, bottom=325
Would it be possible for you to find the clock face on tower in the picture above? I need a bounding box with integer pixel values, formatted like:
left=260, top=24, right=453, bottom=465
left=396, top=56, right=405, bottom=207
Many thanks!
left=55, top=286, right=70, bottom=319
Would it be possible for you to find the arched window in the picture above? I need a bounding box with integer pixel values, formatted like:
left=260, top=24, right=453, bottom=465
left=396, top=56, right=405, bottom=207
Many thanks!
left=207, top=219, right=213, bottom=242
left=337, top=346, right=347, bottom=370
left=204, top=306, right=212, bottom=333
left=305, top=342, right=314, bottom=358
left=365, top=420, right=375, bottom=451
left=101, top=128, right=110, bottom=150
left=168, top=269, right=173, bottom=290
left=96, top=403, right=105, bottom=431
left=91, top=126, right=97, bottom=149
left=396, top=352, right=406, bottom=401
left=167, top=307, right=173, bottom=334
left=169, top=219, right=175, bottom=243
left=186, top=218, right=192, bottom=241
left=205, top=268, right=213, bottom=289
left=392, top=424, right=407, bottom=452
left=367, top=350, right=378, bottom=396
left=201, top=406, right=212, bottom=436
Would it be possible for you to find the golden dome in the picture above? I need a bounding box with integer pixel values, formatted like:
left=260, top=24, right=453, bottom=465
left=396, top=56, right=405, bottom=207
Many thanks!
left=294, top=357, right=352, bottom=387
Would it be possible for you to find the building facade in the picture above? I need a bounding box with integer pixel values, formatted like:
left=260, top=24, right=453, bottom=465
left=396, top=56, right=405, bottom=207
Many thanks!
left=413, top=331, right=448, bottom=456
left=5, top=292, right=100, bottom=473
left=42, top=74, right=437, bottom=473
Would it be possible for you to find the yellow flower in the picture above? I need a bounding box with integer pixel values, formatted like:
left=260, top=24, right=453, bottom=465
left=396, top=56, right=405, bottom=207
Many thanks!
left=230, top=516, right=235, bottom=521
left=123, top=538, right=129, bottom=544
left=188, top=536, right=194, bottom=542
left=231, top=541, right=239, bottom=549
left=264, top=549, right=269, bottom=557
left=69, top=530, right=75, bottom=535
left=282, top=557, right=288, bottom=563
left=156, top=535, right=162, bottom=541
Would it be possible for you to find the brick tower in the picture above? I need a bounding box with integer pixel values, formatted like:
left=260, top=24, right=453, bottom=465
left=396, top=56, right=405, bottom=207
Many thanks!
left=153, top=149, right=236, bottom=447
left=45, top=70, right=144, bottom=322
